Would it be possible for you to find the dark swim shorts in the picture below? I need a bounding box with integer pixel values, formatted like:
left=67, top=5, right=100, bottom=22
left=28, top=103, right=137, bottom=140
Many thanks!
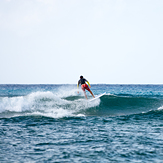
left=81, top=84, right=90, bottom=92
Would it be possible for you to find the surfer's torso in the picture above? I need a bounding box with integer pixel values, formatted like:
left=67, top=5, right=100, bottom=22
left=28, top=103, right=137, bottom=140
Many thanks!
left=78, top=78, right=87, bottom=85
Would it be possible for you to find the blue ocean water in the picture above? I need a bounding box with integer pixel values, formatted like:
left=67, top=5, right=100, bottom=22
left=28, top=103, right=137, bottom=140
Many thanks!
left=0, top=84, right=163, bottom=162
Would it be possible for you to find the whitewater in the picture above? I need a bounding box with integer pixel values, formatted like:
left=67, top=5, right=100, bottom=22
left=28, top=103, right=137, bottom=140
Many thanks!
left=0, top=84, right=163, bottom=162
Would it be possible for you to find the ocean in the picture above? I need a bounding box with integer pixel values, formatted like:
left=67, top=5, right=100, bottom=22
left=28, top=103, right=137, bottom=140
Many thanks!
left=0, top=84, right=163, bottom=162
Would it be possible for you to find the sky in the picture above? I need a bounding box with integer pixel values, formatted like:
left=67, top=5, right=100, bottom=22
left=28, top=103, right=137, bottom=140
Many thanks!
left=0, top=0, right=163, bottom=84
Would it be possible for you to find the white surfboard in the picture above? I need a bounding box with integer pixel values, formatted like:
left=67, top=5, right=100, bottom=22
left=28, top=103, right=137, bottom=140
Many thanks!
left=89, top=92, right=106, bottom=102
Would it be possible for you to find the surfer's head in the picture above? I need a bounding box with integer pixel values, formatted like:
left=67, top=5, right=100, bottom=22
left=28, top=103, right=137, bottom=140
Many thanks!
left=80, top=75, right=83, bottom=79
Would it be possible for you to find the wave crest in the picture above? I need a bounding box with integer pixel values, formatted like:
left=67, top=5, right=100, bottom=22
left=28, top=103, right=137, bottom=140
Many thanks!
left=0, top=91, right=100, bottom=118
left=1, top=91, right=163, bottom=118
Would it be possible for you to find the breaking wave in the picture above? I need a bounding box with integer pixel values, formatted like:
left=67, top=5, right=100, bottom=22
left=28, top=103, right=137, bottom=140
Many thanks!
left=0, top=90, right=163, bottom=118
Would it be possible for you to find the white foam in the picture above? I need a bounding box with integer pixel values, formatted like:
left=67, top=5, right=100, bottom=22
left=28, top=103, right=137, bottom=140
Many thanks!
left=157, top=106, right=163, bottom=110
left=0, top=96, right=27, bottom=112
left=0, top=90, right=100, bottom=118
left=25, top=108, right=73, bottom=119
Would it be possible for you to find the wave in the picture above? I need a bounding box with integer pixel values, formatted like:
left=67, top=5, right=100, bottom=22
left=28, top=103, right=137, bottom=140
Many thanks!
left=0, top=90, right=99, bottom=118
left=0, top=90, right=163, bottom=119
left=85, top=94, right=163, bottom=116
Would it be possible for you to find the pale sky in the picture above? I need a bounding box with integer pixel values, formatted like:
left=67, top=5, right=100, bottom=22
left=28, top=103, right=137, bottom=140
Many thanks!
left=0, top=0, right=163, bottom=84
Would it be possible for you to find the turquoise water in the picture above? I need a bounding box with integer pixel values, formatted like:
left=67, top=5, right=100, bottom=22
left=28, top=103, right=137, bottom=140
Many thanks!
left=0, top=84, right=163, bottom=162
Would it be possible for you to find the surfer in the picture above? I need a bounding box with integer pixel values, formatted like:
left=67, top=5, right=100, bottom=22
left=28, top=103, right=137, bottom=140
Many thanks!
left=77, top=75, right=95, bottom=99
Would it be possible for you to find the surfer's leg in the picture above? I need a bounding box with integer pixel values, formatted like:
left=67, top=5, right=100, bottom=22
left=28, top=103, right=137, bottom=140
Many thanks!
left=81, top=85, right=88, bottom=99
left=84, top=84, right=95, bottom=98
left=83, top=91, right=88, bottom=99
left=89, top=90, right=95, bottom=98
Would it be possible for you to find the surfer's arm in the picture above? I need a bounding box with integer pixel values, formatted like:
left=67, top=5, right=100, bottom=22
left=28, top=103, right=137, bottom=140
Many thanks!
left=86, top=81, right=91, bottom=87
left=77, top=81, right=79, bottom=93
left=77, top=81, right=80, bottom=89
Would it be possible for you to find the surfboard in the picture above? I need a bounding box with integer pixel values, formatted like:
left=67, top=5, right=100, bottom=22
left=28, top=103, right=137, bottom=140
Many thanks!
left=89, top=92, right=106, bottom=102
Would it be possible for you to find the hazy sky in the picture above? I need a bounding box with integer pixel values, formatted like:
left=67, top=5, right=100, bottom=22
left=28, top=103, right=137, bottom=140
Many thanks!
left=0, top=0, right=163, bottom=84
